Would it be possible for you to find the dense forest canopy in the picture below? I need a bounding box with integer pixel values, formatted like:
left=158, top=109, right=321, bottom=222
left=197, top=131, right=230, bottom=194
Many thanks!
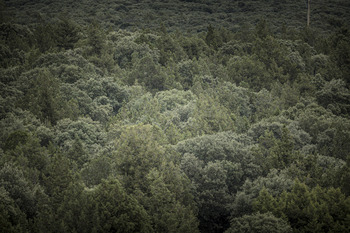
left=1, top=0, right=350, bottom=232
left=3, top=0, right=350, bottom=33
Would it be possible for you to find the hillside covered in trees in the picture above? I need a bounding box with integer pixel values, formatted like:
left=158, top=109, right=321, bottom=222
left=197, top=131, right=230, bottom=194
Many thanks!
left=1, top=0, right=350, bottom=232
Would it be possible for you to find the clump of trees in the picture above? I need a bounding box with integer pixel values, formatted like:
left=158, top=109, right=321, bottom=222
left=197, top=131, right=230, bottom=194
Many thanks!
left=1, top=0, right=350, bottom=232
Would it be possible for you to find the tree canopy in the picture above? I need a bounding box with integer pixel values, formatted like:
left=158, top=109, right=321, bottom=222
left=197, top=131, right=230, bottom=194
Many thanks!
left=1, top=0, right=350, bottom=232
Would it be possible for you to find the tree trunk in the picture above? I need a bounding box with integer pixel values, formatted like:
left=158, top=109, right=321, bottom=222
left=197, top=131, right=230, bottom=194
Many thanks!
left=307, top=0, right=311, bottom=27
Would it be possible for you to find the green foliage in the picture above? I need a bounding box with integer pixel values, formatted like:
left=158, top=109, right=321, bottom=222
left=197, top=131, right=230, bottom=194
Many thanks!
left=128, top=55, right=167, bottom=91
left=253, top=180, right=350, bottom=232
left=226, top=55, right=269, bottom=90
left=54, top=117, right=106, bottom=157
left=337, top=155, right=350, bottom=196
left=0, top=186, right=28, bottom=233
left=197, top=161, right=233, bottom=233
left=3, top=130, right=29, bottom=151
left=113, top=124, right=167, bottom=191
left=20, top=68, right=67, bottom=125
left=112, top=31, right=158, bottom=69
left=191, top=92, right=236, bottom=135
left=144, top=168, right=200, bottom=233
left=231, top=169, right=294, bottom=217
left=1, top=2, right=350, bottom=232
left=115, top=92, right=164, bottom=125
left=54, top=18, right=81, bottom=51
left=260, top=126, right=297, bottom=170
left=31, top=18, right=80, bottom=53
left=255, top=19, right=271, bottom=40
left=43, top=153, right=73, bottom=208
left=180, top=35, right=209, bottom=60
left=111, top=124, right=199, bottom=232
left=205, top=24, right=227, bottom=50
left=32, top=23, right=57, bottom=54
left=53, top=181, right=92, bottom=233
left=155, top=32, right=188, bottom=65
left=92, top=178, right=153, bottom=233
left=286, top=153, right=345, bottom=188
left=3, top=134, right=49, bottom=185
left=177, top=132, right=260, bottom=232
left=316, top=79, right=350, bottom=117
left=81, top=155, right=112, bottom=187
left=85, top=22, right=106, bottom=56
left=328, top=26, right=350, bottom=83
left=225, top=212, right=292, bottom=233
left=287, top=103, right=350, bottom=160
left=0, top=163, right=37, bottom=217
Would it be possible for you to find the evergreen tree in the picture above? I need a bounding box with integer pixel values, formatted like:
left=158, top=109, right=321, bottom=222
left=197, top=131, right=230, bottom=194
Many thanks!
left=92, top=178, right=152, bottom=233
left=225, top=212, right=292, bottom=233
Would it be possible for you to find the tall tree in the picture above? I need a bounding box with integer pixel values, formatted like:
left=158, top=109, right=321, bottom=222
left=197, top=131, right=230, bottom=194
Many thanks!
left=225, top=212, right=292, bottom=233
left=92, top=178, right=152, bottom=233
left=307, top=0, right=311, bottom=27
